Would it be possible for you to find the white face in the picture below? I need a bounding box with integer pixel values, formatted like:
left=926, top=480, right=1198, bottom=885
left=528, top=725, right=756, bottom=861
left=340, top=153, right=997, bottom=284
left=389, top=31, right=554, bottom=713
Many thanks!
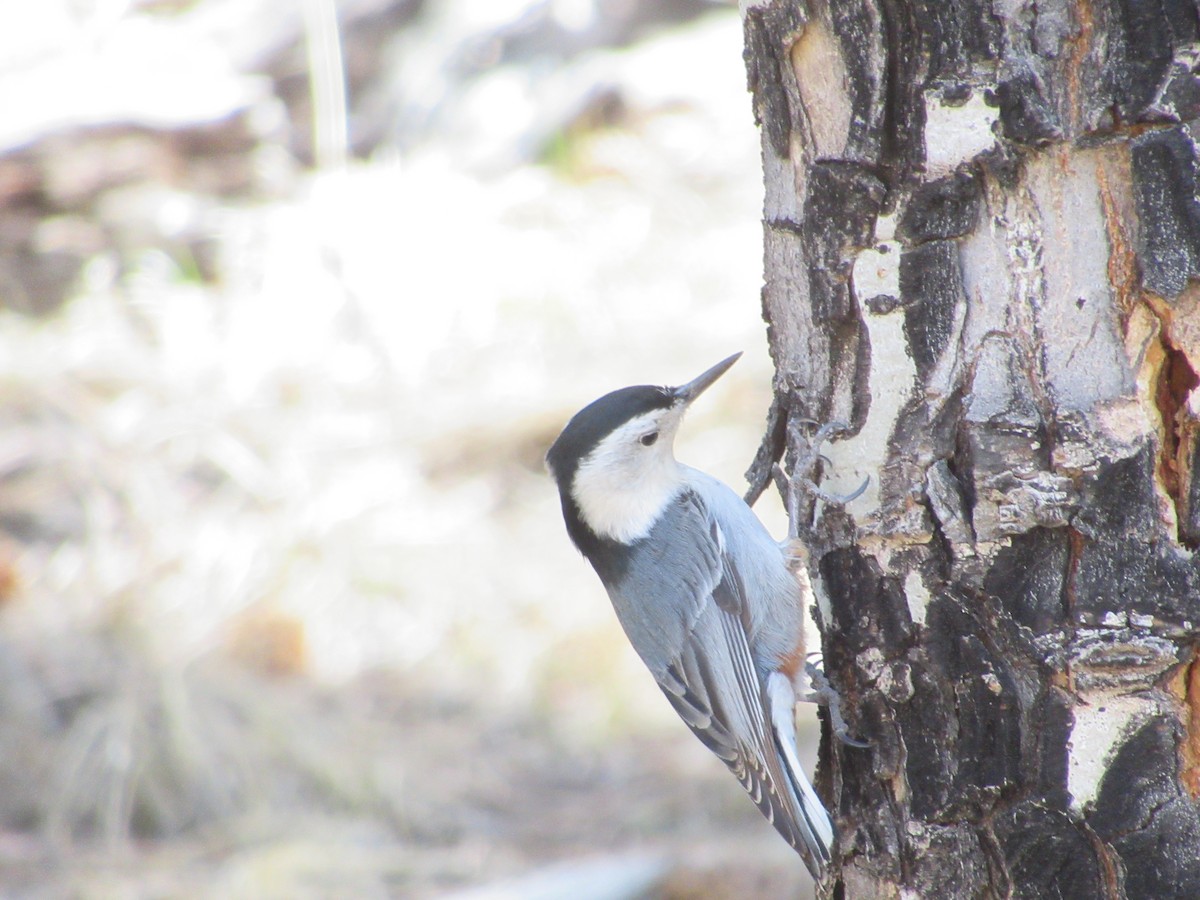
left=570, top=404, right=688, bottom=543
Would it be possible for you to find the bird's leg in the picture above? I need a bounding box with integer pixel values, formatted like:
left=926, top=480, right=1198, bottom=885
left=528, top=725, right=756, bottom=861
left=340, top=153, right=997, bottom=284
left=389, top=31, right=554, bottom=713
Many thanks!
left=778, top=418, right=871, bottom=747
left=771, top=463, right=802, bottom=543
left=805, top=660, right=870, bottom=748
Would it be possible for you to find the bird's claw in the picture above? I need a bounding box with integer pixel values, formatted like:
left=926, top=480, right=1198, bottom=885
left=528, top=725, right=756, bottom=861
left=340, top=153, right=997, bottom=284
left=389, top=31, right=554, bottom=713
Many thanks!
left=796, top=420, right=867, bottom=504
left=806, top=661, right=870, bottom=749
left=774, top=419, right=868, bottom=539
left=833, top=728, right=872, bottom=750
left=806, top=475, right=870, bottom=506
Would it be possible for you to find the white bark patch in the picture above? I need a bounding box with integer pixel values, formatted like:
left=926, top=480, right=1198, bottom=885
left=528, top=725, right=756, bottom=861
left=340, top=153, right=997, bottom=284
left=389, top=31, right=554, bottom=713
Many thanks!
left=960, top=150, right=1150, bottom=485
left=960, top=186, right=1018, bottom=346
left=808, top=566, right=833, bottom=633
left=879, top=661, right=915, bottom=703
left=923, top=90, right=999, bottom=178
left=853, top=240, right=900, bottom=299
left=904, top=569, right=931, bottom=626
left=1026, top=151, right=1134, bottom=411
left=791, top=17, right=851, bottom=160
left=1068, top=626, right=1180, bottom=811
left=1067, top=692, right=1161, bottom=814
left=830, top=215, right=911, bottom=516
left=1097, top=398, right=1156, bottom=448
left=857, top=646, right=886, bottom=681
left=763, top=144, right=804, bottom=221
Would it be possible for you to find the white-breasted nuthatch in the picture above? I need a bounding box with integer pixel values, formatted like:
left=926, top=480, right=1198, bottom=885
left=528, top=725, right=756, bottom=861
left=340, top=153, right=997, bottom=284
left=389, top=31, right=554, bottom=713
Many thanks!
left=545, top=352, right=834, bottom=879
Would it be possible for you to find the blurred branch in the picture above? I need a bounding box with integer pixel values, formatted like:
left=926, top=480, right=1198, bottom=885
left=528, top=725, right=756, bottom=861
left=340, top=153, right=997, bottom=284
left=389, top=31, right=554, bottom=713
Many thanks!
left=302, top=0, right=349, bottom=170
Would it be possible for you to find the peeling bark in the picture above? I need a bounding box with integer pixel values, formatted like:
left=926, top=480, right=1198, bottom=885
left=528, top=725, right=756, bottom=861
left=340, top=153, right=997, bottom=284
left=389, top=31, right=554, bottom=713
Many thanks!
left=743, top=0, right=1200, bottom=896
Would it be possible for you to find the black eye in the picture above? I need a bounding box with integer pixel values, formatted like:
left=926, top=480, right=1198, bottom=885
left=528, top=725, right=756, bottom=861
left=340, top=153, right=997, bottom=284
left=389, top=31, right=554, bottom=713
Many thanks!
left=640, top=431, right=659, bottom=446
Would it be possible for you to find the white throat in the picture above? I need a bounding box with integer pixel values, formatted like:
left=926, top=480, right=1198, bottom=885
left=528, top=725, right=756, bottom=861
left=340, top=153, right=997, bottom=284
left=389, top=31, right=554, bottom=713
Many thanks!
left=570, top=413, right=685, bottom=543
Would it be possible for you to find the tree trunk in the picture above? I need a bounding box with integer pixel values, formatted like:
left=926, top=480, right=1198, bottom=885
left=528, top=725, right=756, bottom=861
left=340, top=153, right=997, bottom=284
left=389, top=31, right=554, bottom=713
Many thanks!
left=741, top=1, right=1200, bottom=897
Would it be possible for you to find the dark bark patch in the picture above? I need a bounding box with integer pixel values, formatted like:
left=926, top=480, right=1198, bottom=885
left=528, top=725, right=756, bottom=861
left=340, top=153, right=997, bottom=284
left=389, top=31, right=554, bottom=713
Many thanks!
left=875, top=0, right=925, bottom=193
left=1091, top=717, right=1200, bottom=899
left=910, top=0, right=1002, bottom=81
left=1185, top=437, right=1200, bottom=547
left=897, top=169, right=982, bottom=244
left=994, top=68, right=1063, bottom=146
left=984, top=527, right=1070, bottom=634
left=1032, top=686, right=1075, bottom=807
left=827, top=0, right=891, bottom=167
left=1156, top=59, right=1200, bottom=122
left=1131, top=127, right=1200, bottom=299
left=743, top=6, right=802, bottom=159
left=821, top=545, right=915, bottom=652
left=948, top=634, right=1024, bottom=802
left=1080, top=535, right=1200, bottom=628
left=742, top=389, right=788, bottom=507
left=995, top=802, right=1107, bottom=900
left=805, top=161, right=886, bottom=323
left=907, top=824, right=991, bottom=897
left=1162, top=0, right=1200, bottom=45
left=1076, top=528, right=1200, bottom=628
left=1073, top=445, right=1159, bottom=540
left=858, top=689, right=905, bottom=783
left=901, top=657, right=960, bottom=820
left=900, top=240, right=965, bottom=378
left=908, top=598, right=1024, bottom=818
left=1074, top=536, right=1200, bottom=624
left=864, top=292, right=901, bottom=314
left=1105, top=0, right=1176, bottom=123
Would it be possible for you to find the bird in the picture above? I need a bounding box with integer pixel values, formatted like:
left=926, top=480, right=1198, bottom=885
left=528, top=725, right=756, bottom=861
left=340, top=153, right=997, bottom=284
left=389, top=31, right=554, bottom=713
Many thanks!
left=545, top=352, right=834, bottom=879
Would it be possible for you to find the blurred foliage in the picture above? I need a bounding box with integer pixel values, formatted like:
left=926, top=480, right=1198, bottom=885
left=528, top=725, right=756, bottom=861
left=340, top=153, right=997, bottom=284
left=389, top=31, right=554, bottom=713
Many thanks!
left=0, top=1, right=814, bottom=897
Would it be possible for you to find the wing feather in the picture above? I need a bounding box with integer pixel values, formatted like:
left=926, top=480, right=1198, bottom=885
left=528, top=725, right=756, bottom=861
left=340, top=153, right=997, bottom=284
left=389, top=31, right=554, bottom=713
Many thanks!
left=611, top=488, right=833, bottom=876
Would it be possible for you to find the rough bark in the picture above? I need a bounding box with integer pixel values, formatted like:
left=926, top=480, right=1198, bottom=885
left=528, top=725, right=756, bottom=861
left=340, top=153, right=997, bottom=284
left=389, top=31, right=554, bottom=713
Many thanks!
left=742, top=1, right=1200, bottom=897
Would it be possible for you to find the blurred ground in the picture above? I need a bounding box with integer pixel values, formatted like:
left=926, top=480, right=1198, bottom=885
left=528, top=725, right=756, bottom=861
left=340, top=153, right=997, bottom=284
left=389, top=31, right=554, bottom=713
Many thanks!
left=0, top=2, right=816, bottom=897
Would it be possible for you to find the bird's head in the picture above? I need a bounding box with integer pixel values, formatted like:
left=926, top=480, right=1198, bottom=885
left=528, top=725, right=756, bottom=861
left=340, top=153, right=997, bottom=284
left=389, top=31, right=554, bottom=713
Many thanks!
left=546, top=352, right=741, bottom=546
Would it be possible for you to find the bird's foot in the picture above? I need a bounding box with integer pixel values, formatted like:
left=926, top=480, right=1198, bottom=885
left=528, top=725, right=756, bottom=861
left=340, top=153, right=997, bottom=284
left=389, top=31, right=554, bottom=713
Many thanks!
left=795, top=419, right=870, bottom=505
left=805, top=660, right=870, bottom=749
left=772, top=420, right=869, bottom=540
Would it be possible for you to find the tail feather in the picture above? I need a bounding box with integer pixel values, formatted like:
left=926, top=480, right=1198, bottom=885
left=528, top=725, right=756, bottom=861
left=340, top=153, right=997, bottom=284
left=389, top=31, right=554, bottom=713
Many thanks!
left=766, top=671, right=834, bottom=868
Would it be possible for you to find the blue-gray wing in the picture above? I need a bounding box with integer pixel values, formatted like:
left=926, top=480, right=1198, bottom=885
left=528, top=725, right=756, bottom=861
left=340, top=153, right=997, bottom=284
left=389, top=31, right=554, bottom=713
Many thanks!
left=605, top=489, right=832, bottom=875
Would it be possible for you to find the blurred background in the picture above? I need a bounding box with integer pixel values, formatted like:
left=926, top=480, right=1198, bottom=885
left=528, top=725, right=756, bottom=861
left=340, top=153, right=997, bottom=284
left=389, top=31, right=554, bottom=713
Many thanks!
left=0, top=1, right=817, bottom=896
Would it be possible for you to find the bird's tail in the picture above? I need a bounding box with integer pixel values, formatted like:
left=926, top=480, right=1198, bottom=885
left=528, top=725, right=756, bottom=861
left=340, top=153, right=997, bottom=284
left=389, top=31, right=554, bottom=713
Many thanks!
left=766, top=671, right=835, bottom=874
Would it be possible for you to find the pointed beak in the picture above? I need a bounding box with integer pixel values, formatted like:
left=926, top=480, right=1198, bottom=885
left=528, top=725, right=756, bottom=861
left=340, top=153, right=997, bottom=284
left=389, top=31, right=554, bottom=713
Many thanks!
left=672, top=352, right=742, bottom=404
